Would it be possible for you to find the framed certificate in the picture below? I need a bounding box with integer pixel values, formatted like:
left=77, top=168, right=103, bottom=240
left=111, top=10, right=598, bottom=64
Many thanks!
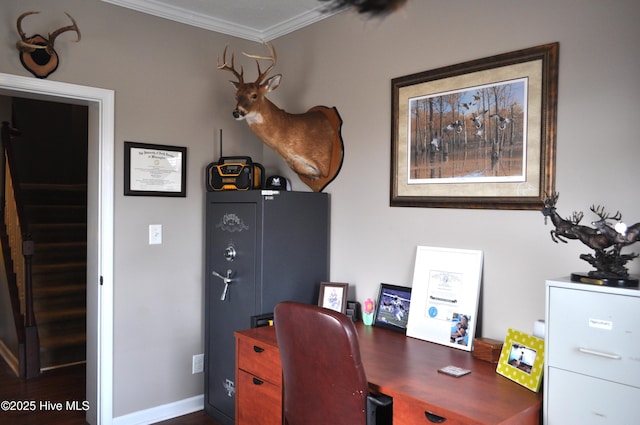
left=124, top=141, right=187, bottom=197
left=406, top=246, right=483, bottom=351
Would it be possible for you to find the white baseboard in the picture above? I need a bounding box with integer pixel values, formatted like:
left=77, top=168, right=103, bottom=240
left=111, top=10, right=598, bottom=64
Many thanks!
left=112, top=394, right=204, bottom=425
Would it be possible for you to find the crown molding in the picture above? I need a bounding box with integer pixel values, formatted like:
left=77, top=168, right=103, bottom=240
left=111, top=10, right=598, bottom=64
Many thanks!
left=100, top=0, right=334, bottom=42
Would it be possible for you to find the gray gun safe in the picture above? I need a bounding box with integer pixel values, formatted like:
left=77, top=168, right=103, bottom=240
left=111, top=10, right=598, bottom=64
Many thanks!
left=204, top=190, right=329, bottom=424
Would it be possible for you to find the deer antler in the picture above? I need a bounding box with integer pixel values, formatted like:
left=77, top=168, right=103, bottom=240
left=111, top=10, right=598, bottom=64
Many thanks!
left=242, top=42, right=277, bottom=84
left=16, top=11, right=46, bottom=52
left=217, top=46, right=244, bottom=84
left=16, top=11, right=81, bottom=54
left=543, top=191, right=559, bottom=208
left=590, top=205, right=622, bottom=223
left=571, top=211, right=584, bottom=225
left=47, top=12, right=81, bottom=54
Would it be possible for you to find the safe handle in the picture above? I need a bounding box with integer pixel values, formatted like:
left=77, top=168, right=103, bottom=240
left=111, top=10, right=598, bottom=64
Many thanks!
left=211, top=269, right=234, bottom=300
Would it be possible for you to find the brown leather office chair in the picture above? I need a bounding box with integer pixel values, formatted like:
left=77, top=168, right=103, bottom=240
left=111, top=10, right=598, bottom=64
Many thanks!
left=274, top=301, right=392, bottom=425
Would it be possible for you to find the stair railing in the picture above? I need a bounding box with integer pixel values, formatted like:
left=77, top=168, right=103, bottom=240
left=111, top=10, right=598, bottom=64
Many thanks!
left=0, top=121, right=39, bottom=378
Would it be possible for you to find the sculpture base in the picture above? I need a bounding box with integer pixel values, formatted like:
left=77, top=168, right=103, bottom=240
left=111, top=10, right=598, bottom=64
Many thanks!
left=570, top=273, right=639, bottom=288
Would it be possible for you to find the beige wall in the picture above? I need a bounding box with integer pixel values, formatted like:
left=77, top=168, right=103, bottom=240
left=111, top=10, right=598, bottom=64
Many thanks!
left=0, top=0, right=260, bottom=417
left=274, top=0, right=640, bottom=335
left=1, top=0, right=639, bottom=419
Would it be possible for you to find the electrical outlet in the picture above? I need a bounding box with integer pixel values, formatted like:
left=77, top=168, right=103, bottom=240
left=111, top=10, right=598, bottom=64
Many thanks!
left=192, top=354, right=204, bottom=374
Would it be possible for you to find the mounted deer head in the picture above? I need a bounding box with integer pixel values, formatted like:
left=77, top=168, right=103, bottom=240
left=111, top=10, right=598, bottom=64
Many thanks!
left=217, top=43, right=344, bottom=192
left=16, top=11, right=81, bottom=79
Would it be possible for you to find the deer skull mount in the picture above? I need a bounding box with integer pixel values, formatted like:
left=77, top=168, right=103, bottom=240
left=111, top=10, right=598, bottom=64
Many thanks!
left=217, top=43, right=344, bottom=192
left=16, top=11, right=81, bottom=79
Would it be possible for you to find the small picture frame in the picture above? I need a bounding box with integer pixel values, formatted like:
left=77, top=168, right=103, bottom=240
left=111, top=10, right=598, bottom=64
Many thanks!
left=318, top=282, right=349, bottom=314
left=496, top=328, right=545, bottom=392
left=374, top=283, right=412, bottom=333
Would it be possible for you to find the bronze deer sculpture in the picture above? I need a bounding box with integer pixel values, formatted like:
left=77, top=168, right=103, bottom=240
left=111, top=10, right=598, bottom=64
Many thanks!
left=542, top=193, right=615, bottom=251
left=218, top=43, right=344, bottom=192
left=542, top=193, right=640, bottom=279
left=590, top=206, right=640, bottom=247
left=542, top=192, right=583, bottom=243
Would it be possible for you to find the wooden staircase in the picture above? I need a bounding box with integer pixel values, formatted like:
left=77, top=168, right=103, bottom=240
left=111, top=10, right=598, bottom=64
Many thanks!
left=21, top=183, right=87, bottom=370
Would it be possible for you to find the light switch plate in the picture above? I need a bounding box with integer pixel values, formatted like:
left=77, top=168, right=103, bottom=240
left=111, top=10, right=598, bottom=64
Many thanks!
left=149, top=224, right=162, bottom=245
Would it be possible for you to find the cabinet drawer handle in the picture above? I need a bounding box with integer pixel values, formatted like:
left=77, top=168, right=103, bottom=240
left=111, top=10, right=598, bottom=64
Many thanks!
left=578, top=347, right=621, bottom=360
left=252, top=377, right=264, bottom=385
left=425, top=411, right=446, bottom=423
left=253, top=345, right=265, bottom=353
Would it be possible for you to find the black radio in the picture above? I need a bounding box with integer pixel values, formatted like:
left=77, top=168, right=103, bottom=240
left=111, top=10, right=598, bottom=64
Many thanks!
left=206, top=156, right=265, bottom=191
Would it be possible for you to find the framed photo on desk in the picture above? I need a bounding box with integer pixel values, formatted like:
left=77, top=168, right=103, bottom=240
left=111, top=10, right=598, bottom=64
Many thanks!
left=406, top=246, right=483, bottom=351
left=318, top=282, right=349, bottom=314
left=373, top=283, right=412, bottom=333
left=496, top=328, right=545, bottom=392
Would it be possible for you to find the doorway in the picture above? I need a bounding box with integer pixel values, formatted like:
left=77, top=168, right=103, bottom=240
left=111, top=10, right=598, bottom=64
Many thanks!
left=0, top=73, right=114, bottom=425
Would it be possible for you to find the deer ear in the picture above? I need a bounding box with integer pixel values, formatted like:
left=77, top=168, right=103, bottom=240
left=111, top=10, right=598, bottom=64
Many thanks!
left=265, top=74, right=282, bottom=92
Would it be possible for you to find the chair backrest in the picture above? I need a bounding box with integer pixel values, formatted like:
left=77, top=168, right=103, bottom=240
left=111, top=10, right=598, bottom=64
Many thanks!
left=274, top=301, right=369, bottom=425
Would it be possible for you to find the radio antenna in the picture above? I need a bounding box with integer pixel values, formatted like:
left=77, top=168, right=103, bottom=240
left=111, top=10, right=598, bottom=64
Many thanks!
left=219, top=129, right=223, bottom=159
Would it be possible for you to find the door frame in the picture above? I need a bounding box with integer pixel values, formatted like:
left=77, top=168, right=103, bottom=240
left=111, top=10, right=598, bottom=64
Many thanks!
left=0, top=73, right=114, bottom=425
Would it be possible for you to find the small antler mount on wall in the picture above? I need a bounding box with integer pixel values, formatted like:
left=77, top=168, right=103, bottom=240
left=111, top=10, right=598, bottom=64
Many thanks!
left=15, top=11, right=81, bottom=79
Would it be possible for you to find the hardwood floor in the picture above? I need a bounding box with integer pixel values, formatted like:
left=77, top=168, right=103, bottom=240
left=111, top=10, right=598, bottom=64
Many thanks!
left=0, top=358, right=221, bottom=424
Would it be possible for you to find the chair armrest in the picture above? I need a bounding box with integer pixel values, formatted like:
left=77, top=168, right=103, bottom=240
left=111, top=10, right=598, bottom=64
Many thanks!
left=366, top=393, right=393, bottom=425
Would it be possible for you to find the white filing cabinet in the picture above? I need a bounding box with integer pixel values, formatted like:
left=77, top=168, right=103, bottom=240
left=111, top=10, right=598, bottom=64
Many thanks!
left=544, top=277, right=640, bottom=424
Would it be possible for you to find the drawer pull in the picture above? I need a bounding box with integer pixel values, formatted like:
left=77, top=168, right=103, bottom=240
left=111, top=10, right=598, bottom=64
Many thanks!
left=252, top=377, right=264, bottom=385
left=253, top=345, right=265, bottom=353
left=578, top=347, right=621, bottom=360
left=424, top=411, right=446, bottom=423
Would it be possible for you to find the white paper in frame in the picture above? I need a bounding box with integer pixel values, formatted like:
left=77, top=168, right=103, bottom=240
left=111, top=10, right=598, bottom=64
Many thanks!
left=406, top=246, right=483, bottom=351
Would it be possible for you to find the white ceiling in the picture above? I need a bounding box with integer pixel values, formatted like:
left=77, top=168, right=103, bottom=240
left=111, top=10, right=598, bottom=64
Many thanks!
left=100, top=0, right=339, bottom=42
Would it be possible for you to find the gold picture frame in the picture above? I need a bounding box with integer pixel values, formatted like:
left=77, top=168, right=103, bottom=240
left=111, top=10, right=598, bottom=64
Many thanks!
left=391, top=43, right=558, bottom=209
left=496, top=328, right=545, bottom=392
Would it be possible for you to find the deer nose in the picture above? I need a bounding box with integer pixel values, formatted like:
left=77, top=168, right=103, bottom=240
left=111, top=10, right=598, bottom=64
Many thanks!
left=233, top=110, right=240, bottom=119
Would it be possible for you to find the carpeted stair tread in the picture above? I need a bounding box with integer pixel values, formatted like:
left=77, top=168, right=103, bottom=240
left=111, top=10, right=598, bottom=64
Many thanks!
left=35, top=307, right=86, bottom=324
left=40, top=332, right=86, bottom=349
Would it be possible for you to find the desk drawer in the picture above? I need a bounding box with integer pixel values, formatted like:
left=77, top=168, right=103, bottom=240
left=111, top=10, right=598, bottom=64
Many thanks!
left=236, top=369, right=282, bottom=425
left=237, top=336, right=281, bottom=385
left=393, top=394, right=465, bottom=425
left=546, top=367, right=639, bottom=424
left=547, top=287, right=640, bottom=387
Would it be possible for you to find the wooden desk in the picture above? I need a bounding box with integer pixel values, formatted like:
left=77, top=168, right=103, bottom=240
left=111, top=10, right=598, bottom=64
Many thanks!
left=235, top=323, right=541, bottom=425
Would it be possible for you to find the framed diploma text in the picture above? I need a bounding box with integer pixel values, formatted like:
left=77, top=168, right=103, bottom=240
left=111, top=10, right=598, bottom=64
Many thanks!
left=124, top=141, right=187, bottom=197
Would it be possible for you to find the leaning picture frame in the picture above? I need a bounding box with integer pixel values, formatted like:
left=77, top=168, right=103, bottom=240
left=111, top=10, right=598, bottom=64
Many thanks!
left=373, top=283, right=412, bottom=333
left=391, top=43, right=558, bottom=210
left=406, top=246, right=483, bottom=351
left=496, top=328, right=545, bottom=392
left=318, top=282, right=349, bottom=314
